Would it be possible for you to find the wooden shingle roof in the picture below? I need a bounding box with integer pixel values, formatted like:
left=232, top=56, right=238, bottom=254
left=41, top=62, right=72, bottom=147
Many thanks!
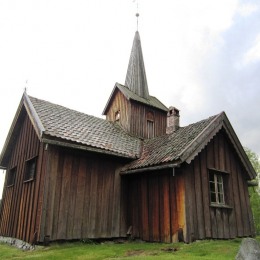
left=121, top=112, right=256, bottom=180
left=122, top=114, right=219, bottom=172
left=28, top=95, right=142, bottom=159
left=1, top=93, right=256, bottom=180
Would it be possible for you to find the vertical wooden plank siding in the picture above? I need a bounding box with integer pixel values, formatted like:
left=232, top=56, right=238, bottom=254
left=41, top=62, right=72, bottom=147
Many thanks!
left=193, top=156, right=205, bottom=239
left=236, top=163, right=251, bottom=236
left=224, top=139, right=237, bottom=238
left=130, top=101, right=167, bottom=139
left=105, top=90, right=130, bottom=133
left=184, top=129, right=255, bottom=241
left=176, top=173, right=186, bottom=241
left=72, top=157, right=88, bottom=238
left=105, top=90, right=167, bottom=139
left=0, top=110, right=42, bottom=243
left=183, top=164, right=195, bottom=243
left=39, top=146, right=126, bottom=242
left=200, top=149, right=211, bottom=238
left=126, top=170, right=186, bottom=243
left=161, top=175, right=171, bottom=243
left=149, top=175, right=160, bottom=241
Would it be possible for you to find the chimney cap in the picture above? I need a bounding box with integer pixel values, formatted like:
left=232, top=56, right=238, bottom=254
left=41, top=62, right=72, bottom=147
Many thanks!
left=168, top=106, right=180, bottom=117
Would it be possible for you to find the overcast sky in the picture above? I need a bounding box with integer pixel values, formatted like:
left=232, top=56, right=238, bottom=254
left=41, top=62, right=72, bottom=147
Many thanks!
left=0, top=0, right=260, bottom=197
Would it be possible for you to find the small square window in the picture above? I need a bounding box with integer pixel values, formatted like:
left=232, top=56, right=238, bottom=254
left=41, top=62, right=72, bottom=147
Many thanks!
left=7, top=167, right=17, bottom=187
left=24, top=157, right=37, bottom=182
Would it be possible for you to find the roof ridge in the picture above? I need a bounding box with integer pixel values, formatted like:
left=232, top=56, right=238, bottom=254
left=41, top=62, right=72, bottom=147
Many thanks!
left=178, top=112, right=224, bottom=162
left=29, top=95, right=106, bottom=122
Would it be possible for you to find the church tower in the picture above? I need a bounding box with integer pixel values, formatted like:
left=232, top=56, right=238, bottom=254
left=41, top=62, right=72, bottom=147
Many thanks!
left=103, top=31, right=168, bottom=139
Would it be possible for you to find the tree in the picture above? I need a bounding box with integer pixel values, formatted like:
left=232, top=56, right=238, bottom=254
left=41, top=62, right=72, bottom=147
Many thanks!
left=244, top=147, right=260, bottom=235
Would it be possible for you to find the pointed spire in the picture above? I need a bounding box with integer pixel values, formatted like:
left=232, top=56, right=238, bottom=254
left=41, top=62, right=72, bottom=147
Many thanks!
left=125, top=31, right=149, bottom=99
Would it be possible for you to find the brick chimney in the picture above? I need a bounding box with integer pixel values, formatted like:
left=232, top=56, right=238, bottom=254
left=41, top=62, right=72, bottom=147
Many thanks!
left=166, top=107, right=180, bottom=134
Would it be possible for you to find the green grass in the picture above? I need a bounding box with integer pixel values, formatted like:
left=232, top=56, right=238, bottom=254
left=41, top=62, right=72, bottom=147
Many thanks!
left=0, top=237, right=259, bottom=259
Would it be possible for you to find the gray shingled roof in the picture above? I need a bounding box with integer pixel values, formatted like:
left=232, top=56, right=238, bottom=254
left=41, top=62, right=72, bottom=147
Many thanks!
left=29, top=96, right=141, bottom=158
left=117, top=83, right=168, bottom=111
left=122, top=114, right=221, bottom=171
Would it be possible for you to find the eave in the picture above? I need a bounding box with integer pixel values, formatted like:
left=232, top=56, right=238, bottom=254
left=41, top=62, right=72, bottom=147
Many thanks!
left=176, top=112, right=256, bottom=180
left=41, top=135, right=139, bottom=160
left=121, top=162, right=180, bottom=175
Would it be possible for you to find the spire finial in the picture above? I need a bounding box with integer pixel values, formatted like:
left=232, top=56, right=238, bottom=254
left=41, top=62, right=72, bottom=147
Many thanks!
left=24, top=79, right=28, bottom=93
left=136, top=12, right=139, bottom=31
left=134, top=0, right=139, bottom=31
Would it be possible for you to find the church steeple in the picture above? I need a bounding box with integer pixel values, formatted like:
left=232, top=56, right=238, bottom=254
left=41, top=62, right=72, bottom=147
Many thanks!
left=125, top=31, right=149, bottom=99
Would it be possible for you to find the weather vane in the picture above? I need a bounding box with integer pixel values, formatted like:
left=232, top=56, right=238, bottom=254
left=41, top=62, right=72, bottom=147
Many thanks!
left=133, top=0, right=139, bottom=31
left=24, top=80, right=28, bottom=93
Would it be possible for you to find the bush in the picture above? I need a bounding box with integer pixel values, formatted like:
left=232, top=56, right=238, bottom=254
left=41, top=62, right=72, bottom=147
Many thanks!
left=249, top=187, right=260, bottom=235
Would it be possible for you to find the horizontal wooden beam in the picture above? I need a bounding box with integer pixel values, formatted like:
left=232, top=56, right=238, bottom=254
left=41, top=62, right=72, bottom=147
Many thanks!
left=120, top=163, right=179, bottom=175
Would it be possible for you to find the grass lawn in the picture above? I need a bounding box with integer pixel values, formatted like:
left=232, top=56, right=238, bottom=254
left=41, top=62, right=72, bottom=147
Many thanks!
left=0, top=237, right=259, bottom=259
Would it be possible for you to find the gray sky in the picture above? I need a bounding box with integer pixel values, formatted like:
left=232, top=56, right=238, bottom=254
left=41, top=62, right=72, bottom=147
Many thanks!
left=0, top=0, right=260, bottom=196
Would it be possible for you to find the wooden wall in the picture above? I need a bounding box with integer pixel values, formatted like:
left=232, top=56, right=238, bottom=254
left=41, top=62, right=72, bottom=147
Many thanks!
left=184, top=129, right=255, bottom=242
left=125, top=169, right=186, bottom=243
left=105, top=90, right=167, bottom=139
left=0, top=108, right=46, bottom=243
left=130, top=101, right=167, bottom=139
left=105, top=90, right=131, bottom=133
left=39, top=145, right=127, bottom=242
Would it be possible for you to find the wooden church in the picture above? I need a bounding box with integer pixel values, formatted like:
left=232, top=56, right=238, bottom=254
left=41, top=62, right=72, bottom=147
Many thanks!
left=0, top=31, right=256, bottom=244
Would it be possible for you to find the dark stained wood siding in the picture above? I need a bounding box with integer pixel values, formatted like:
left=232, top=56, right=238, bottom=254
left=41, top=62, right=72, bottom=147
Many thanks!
left=0, top=108, right=45, bottom=243
left=105, top=90, right=167, bottom=139
left=39, top=145, right=127, bottom=242
left=130, top=101, right=167, bottom=139
left=184, top=129, right=255, bottom=242
left=105, top=90, right=131, bottom=133
left=125, top=169, right=186, bottom=243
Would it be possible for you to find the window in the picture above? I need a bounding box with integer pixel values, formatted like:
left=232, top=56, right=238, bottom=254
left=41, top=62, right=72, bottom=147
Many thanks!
left=208, top=168, right=230, bottom=206
left=209, top=173, right=225, bottom=204
left=24, top=157, right=37, bottom=182
left=115, top=110, right=120, bottom=121
left=147, top=120, right=154, bottom=138
left=7, top=167, right=16, bottom=187
left=147, top=111, right=154, bottom=138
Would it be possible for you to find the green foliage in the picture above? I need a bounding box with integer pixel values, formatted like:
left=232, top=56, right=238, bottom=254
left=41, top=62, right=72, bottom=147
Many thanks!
left=0, top=238, right=259, bottom=259
left=244, top=147, right=260, bottom=235
left=244, top=147, right=260, bottom=175
left=249, top=187, right=260, bottom=235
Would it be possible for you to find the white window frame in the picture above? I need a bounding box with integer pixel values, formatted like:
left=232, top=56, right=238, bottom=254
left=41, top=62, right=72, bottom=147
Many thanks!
left=209, top=172, right=225, bottom=205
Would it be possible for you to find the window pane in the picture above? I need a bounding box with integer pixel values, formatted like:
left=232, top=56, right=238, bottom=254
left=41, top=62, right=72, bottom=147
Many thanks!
left=7, top=167, right=16, bottom=186
left=217, top=175, right=223, bottom=183
left=209, top=174, right=214, bottom=182
left=219, top=193, right=225, bottom=204
left=210, top=182, right=215, bottom=191
left=211, top=192, right=216, bottom=203
left=218, top=182, right=223, bottom=193
left=24, top=157, right=37, bottom=181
